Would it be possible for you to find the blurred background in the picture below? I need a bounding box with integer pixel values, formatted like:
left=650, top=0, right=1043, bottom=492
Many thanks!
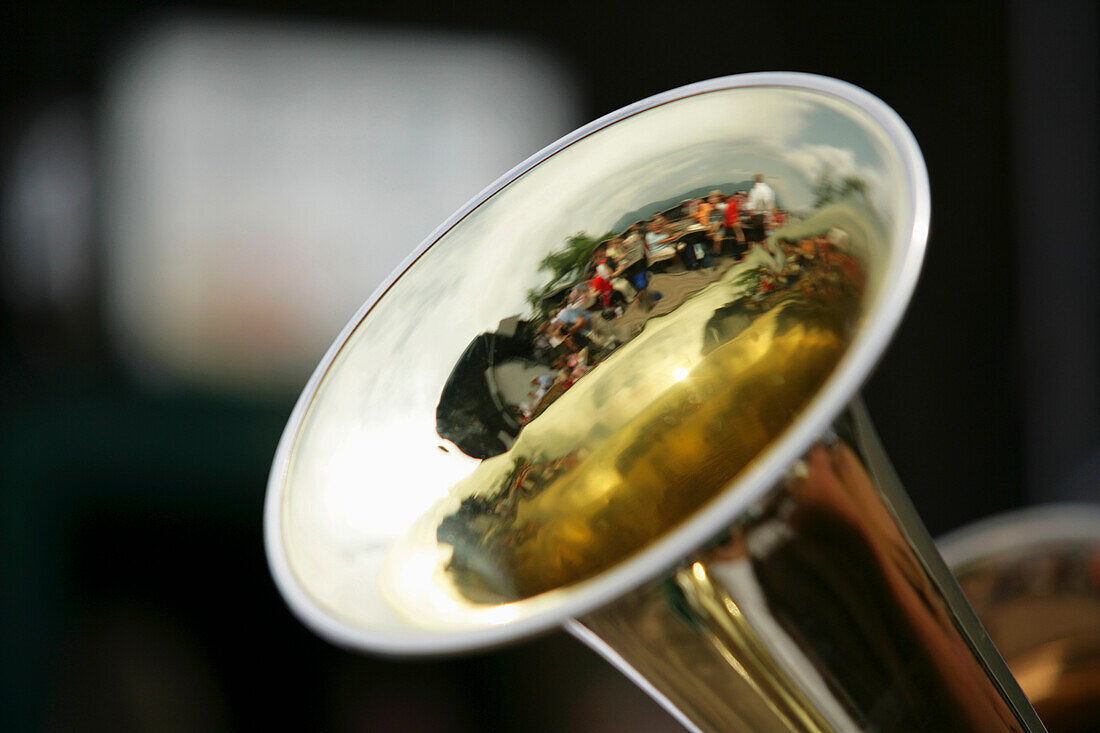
left=2, top=1, right=1096, bottom=731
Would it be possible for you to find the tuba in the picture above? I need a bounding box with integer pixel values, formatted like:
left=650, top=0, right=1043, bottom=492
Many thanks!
left=265, top=73, right=1048, bottom=732
left=940, top=505, right=1100, bottom=732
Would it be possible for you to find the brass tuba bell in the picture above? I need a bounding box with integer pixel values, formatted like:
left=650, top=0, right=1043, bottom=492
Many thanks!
left=265, top=73, right=1047, bottom=732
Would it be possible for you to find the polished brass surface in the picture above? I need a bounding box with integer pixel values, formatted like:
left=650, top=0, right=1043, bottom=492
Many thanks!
left=371, top=199, right=887, bottom=628
left=278, top=85, right=907, bottom=636
left=270, top=77, right=1046, bottom=732
left=947, top=510, right=1100, bottom=732
left=580, top=418, right=1027, bottom=732
left=429, top=228, right=865, bottom=605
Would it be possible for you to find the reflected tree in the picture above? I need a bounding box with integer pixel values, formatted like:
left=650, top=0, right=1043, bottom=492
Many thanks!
left=524, top=231, right=611, bottom=323
left=812, top=165, right=868, bottom=209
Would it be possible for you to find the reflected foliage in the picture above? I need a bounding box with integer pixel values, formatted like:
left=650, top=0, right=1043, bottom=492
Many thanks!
left=812, top=165, right=869, bottom=209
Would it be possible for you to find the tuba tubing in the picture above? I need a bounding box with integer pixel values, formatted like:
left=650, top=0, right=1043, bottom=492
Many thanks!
left=567, top=400, right=1042, bottom=732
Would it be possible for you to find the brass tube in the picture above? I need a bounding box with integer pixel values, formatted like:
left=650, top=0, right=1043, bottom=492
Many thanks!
left=572, top=403, right=1045, bottom=732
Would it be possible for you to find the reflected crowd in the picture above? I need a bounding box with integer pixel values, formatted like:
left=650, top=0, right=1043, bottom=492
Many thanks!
left=521, top=175, right=793, bottom=426
left=433, top=174, right=870, bottom=464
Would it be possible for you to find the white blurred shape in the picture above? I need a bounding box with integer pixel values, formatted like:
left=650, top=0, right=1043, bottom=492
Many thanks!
left=102, top=18, right=578, bottom=393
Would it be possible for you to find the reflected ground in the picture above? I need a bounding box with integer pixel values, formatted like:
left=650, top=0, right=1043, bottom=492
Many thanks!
left=390, top=187, right=876, bottom=610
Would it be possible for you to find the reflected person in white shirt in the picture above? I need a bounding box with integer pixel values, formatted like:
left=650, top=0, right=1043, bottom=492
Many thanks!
left=746, top=173, right=776, bottom=242
left=746, top=173, right=776, bottom=213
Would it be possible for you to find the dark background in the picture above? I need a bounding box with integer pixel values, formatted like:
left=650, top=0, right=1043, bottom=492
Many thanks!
left=2, top=1, right=1097, bottom=731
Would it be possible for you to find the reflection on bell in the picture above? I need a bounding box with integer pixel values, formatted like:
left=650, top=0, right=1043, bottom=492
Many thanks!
left=265, top=74, right=1048, bottom=731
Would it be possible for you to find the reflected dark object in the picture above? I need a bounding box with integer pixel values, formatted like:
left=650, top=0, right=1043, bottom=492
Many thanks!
left=941, top=506, right=1100, bottom=733
left=437, top=330, right=536, bottom=459
left=265, top=74, right=1046, bottom=732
